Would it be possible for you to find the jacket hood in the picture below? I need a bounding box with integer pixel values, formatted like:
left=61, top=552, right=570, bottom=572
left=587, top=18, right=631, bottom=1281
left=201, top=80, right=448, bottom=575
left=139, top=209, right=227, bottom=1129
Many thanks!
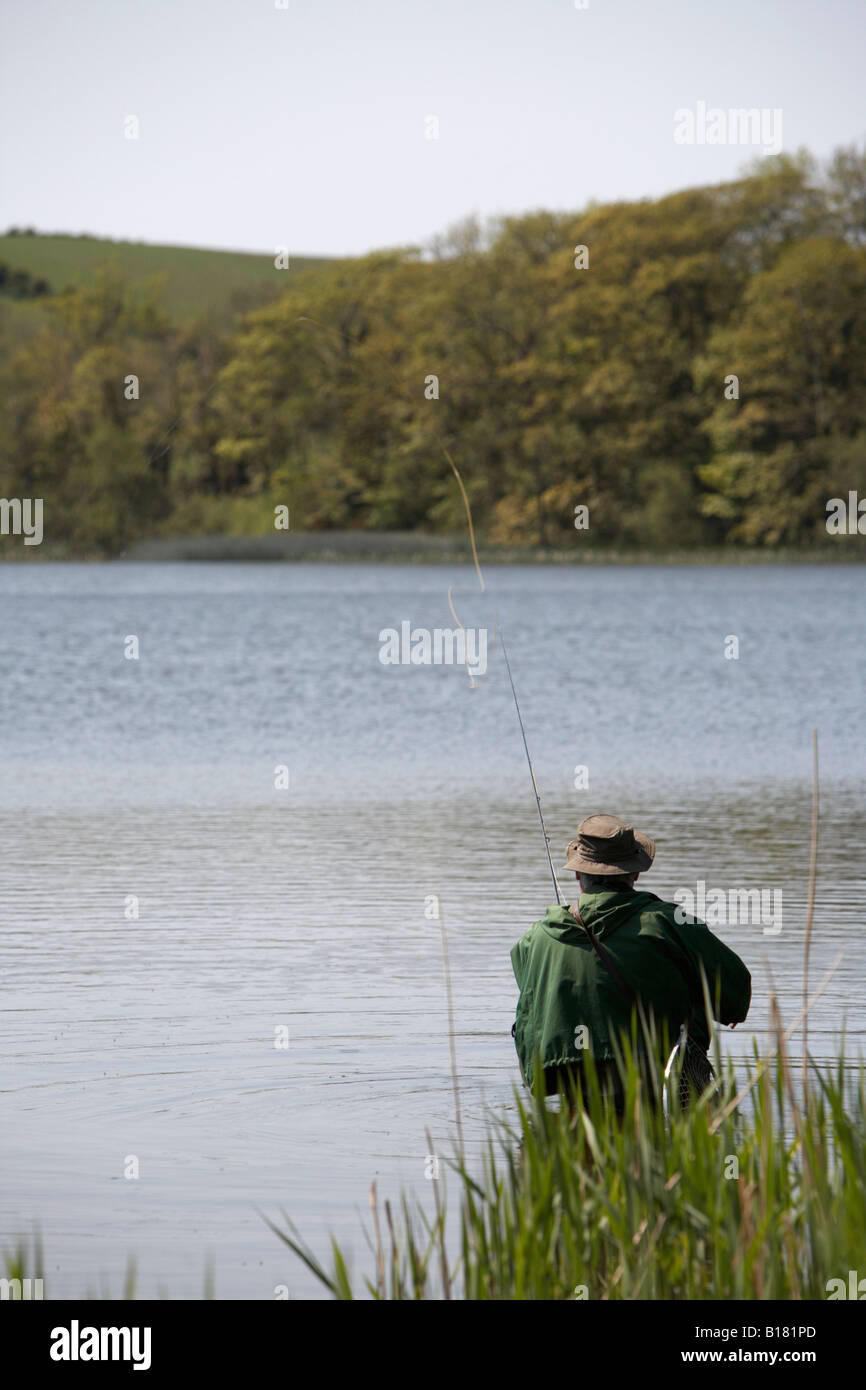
left=540, top=889, right=662, bottom=942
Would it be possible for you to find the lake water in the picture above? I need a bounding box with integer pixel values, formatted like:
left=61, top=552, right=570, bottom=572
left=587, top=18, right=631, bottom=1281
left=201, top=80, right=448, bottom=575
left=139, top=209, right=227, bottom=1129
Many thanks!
left=0, top=561, right=864, bottom=1298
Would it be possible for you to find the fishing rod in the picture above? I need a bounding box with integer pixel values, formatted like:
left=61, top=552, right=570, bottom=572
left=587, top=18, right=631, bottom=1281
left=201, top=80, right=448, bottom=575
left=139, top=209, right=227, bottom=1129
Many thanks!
left=498, top=628, right=562, bottom=906
left=292, top=314, right=562, bottom=904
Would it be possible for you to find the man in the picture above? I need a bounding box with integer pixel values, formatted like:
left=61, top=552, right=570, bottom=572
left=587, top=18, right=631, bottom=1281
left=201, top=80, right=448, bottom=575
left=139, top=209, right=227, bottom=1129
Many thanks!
left=510, top=813, right=751, bottom=1109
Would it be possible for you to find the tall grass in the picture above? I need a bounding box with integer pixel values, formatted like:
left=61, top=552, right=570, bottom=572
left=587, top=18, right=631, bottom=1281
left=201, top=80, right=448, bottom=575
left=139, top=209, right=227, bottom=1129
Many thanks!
left=0, top=1243, right=216, bottom=1300
left=268, top=1016, right=866, bottom=1301
left=8, top=1027, right=863, bottom=1300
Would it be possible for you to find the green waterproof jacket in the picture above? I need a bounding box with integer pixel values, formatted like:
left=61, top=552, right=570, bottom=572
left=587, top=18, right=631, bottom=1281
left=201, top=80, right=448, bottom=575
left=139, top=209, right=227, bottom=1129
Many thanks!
left=510, top=888, right=751, bottom=1091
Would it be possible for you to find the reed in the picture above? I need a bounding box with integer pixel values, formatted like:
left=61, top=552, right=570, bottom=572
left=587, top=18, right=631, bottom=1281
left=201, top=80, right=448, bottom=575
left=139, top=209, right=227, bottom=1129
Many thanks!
left=7, top=1024, right=863, bottom=1300
left=269, top=1015, right=866, bottom=1301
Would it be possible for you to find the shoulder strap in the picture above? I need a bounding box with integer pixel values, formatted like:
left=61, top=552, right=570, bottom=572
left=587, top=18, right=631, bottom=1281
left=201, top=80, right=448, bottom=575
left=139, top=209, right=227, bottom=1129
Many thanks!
left=573, top=907, right=637, bottom=1006
left=575, top=907, right=714, bottom=1083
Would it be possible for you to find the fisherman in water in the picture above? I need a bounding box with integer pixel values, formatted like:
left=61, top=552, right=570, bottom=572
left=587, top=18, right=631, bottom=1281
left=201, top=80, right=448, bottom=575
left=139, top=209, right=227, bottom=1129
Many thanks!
left=510, top=814, right=751, bottom=1111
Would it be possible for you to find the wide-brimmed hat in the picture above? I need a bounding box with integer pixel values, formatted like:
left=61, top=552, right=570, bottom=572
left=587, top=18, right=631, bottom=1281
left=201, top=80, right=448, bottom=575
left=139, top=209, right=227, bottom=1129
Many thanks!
left=561, top=813, right=655, bottom=876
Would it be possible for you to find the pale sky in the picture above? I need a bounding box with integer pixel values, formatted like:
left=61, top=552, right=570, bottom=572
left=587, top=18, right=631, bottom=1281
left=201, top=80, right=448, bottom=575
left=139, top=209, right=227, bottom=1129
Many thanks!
left=1, top=0, right=864, bottom=256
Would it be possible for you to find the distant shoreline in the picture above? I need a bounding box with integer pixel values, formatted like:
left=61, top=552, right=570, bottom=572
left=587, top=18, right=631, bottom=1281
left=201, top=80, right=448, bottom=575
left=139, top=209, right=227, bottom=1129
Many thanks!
left=2, top=531, right=863, bottom=564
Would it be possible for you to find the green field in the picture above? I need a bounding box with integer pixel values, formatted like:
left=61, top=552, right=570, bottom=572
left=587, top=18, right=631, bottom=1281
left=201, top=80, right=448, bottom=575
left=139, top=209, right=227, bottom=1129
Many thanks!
left=0, top=232, right=332, bottom=325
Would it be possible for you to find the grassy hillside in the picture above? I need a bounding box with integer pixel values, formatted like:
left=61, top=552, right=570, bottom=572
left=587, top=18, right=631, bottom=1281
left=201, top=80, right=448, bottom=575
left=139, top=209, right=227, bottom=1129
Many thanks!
left=0, top=232, right=331, bottom=325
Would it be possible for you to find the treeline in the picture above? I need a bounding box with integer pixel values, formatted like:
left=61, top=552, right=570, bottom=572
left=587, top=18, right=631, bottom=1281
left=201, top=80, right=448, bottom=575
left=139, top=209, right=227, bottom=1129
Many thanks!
left=0, top=262, right=51, bottom=299
left=2, top=147, right=865, bottom=556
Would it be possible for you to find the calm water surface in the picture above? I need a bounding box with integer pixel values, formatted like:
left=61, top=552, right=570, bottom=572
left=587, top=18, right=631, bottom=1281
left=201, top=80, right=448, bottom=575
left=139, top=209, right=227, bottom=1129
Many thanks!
left=0, top=562, right=864, bottom=1297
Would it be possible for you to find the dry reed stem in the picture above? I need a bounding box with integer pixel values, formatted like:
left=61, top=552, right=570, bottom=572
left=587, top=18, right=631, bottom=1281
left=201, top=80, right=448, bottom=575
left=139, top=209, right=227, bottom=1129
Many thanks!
left=802, top=728, right=819, bottom=1091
